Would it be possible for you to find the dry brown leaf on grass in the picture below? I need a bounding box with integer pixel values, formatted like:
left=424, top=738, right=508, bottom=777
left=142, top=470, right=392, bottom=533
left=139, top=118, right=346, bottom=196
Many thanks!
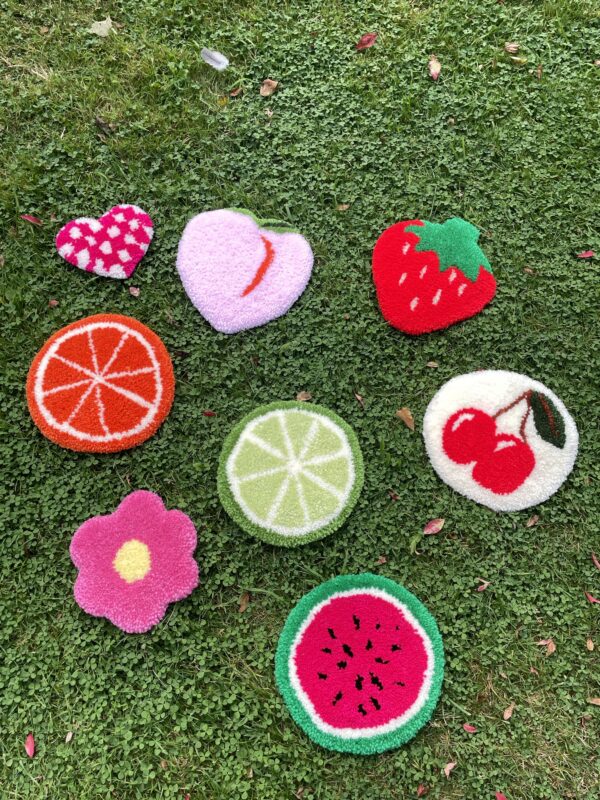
left=88, top=17, right=114, bottom=37
left=356, top=33, right=378, bottom=51
left=354, top=392, right=365, bottom=409
left=525, top=514, right=539, bottom=528
left=260, top=79, right=279, bottom=97
left=428, top=55, right=441, bottom=80
left=230, top=87, right=243, bottom=98
left=129, top=286, right=140, bottom=297
left=426, top=361, right=439, bottom=368
left=239, top=591, right=251, bottom=613
left=65, top=731, right=74, bottom=743
left=375, top=555, right=387, bottom=565
left=587, top=697, right=600, bottom=706
left=296, top=391, right=312, bottom=402
left=536, top=638, right=556, bottom=655
left=336, top=203, right=350, bottom=211
left=586, top=638, right=594, bottom=651
left=591, top=552, right=600, bottom=571
left=396, top=407, right=414, bottom=430
left=443, top=761, right=456, bottom=778
left=503, top=702, right=515, bottom=720
left=504, top=42, right=520, bottom=54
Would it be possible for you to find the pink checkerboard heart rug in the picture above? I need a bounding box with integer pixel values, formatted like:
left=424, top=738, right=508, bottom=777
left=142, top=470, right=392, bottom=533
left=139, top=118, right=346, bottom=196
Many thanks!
left=55, top=204, right=154, bottom=279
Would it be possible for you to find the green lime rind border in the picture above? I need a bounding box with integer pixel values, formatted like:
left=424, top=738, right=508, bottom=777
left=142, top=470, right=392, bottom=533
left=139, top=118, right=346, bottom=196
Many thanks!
left=275, top=573, right=445, bottom=754
left=228, top=207, right=300, bottom=234
left=217, top=401, right=364, bottom=548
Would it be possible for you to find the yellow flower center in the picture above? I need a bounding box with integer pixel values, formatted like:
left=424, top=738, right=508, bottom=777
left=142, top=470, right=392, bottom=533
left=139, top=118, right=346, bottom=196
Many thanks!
left=113, top=539, right=151, bottom=583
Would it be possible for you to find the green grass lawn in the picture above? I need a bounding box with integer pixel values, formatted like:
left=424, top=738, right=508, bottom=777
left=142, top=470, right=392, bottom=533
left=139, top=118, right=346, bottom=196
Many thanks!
left=1, top=0, right=599, bottom=797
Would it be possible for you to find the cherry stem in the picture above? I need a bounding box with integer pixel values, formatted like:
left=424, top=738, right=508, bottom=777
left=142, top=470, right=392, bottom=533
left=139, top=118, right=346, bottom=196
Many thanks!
left=493, top=390, right=532, bottom=419
left=493, top=390, right=533, bottom=443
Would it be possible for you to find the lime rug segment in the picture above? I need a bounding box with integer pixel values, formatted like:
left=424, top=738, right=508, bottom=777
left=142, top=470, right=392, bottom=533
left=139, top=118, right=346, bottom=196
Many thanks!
left=217, top=401, right=364, bottom=546
left=275, top=574, right=444, bottom=754
left=423, top=370, right=579, bottom=511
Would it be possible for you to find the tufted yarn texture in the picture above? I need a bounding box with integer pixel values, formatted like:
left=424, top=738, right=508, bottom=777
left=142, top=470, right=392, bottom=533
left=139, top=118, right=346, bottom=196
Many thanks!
left=176, top=209, right=314, bottom=333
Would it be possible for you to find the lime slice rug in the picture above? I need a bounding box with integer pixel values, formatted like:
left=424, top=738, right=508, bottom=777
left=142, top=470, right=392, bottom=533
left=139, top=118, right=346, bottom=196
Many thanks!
left=217, top=401, right=364, bottom=546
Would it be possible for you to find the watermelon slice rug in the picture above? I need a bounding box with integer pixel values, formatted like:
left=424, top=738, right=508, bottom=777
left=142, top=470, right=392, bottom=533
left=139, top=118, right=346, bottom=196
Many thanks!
left=27, top=314, right=175, bottom=453
left=56, top=204, right=153, bottom=279
left=275, top=573, right=444, bottom=754
left=372, top=217, right=496, bottom=334
left=70, top=490, right=199, bottom=633
left=176, top=209, right=314, bottom=333
left=423, top=370, right=579, bottom=511
left=217, top=401, right=364, bottom=546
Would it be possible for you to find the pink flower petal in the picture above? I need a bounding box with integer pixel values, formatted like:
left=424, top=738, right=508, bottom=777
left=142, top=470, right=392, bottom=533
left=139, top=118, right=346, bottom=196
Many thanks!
left=576, top=250, right=594, bottom=259
left=423, top=518, right=445, bottom=535
left=462, top=723, right=477, bottom=733
left=24, top=733, right=35, bottom=758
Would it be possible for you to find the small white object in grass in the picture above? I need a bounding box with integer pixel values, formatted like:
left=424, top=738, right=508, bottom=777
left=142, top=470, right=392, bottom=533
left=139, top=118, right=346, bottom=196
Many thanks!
left=201, top=48, right=229, bottom=71
left=88, top=17, right=114, bottom=37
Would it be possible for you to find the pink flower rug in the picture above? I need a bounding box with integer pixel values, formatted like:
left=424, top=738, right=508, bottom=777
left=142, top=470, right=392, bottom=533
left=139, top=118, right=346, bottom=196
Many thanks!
left=70, top=491, right=198, bottom=633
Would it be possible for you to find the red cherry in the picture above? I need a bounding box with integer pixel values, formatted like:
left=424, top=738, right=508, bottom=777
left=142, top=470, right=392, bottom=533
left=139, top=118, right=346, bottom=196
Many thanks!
left=442, top=408, right=497, bottom=464
left=472, top=434, right=535, bottom=494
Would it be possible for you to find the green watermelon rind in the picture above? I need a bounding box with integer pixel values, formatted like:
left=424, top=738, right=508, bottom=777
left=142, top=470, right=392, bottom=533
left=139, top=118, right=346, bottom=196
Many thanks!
left=275, top=573, right=445, bottom=754
left=217, top=401, right=364, bottom=548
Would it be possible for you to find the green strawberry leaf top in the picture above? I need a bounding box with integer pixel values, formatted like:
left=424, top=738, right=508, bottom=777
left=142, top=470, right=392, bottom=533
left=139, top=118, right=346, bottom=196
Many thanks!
left=405, top=217, right=492, bottom=282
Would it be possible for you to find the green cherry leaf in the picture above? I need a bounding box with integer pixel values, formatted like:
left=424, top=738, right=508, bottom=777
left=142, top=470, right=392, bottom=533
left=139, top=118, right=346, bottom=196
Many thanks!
left=530, top=391, right=566, bottom=448
left=405, top=217, right=492, bottom=282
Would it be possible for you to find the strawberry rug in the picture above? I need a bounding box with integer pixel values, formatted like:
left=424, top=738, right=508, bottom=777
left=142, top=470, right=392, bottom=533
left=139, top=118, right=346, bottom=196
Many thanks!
left=26, top=314, right=175, bottom=453
left=176, top=209, right=314, bottom=333
left=275, top=573, right=444, bottom=754
left=217, top=401, right=364, bottom=546
left=372, top=217, right=496, bottom=334
left=70, top=491, right=198, bottom=633
left=56, top=204, right=153, bottom=279
left=423, top=370, right=579, bottom=511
